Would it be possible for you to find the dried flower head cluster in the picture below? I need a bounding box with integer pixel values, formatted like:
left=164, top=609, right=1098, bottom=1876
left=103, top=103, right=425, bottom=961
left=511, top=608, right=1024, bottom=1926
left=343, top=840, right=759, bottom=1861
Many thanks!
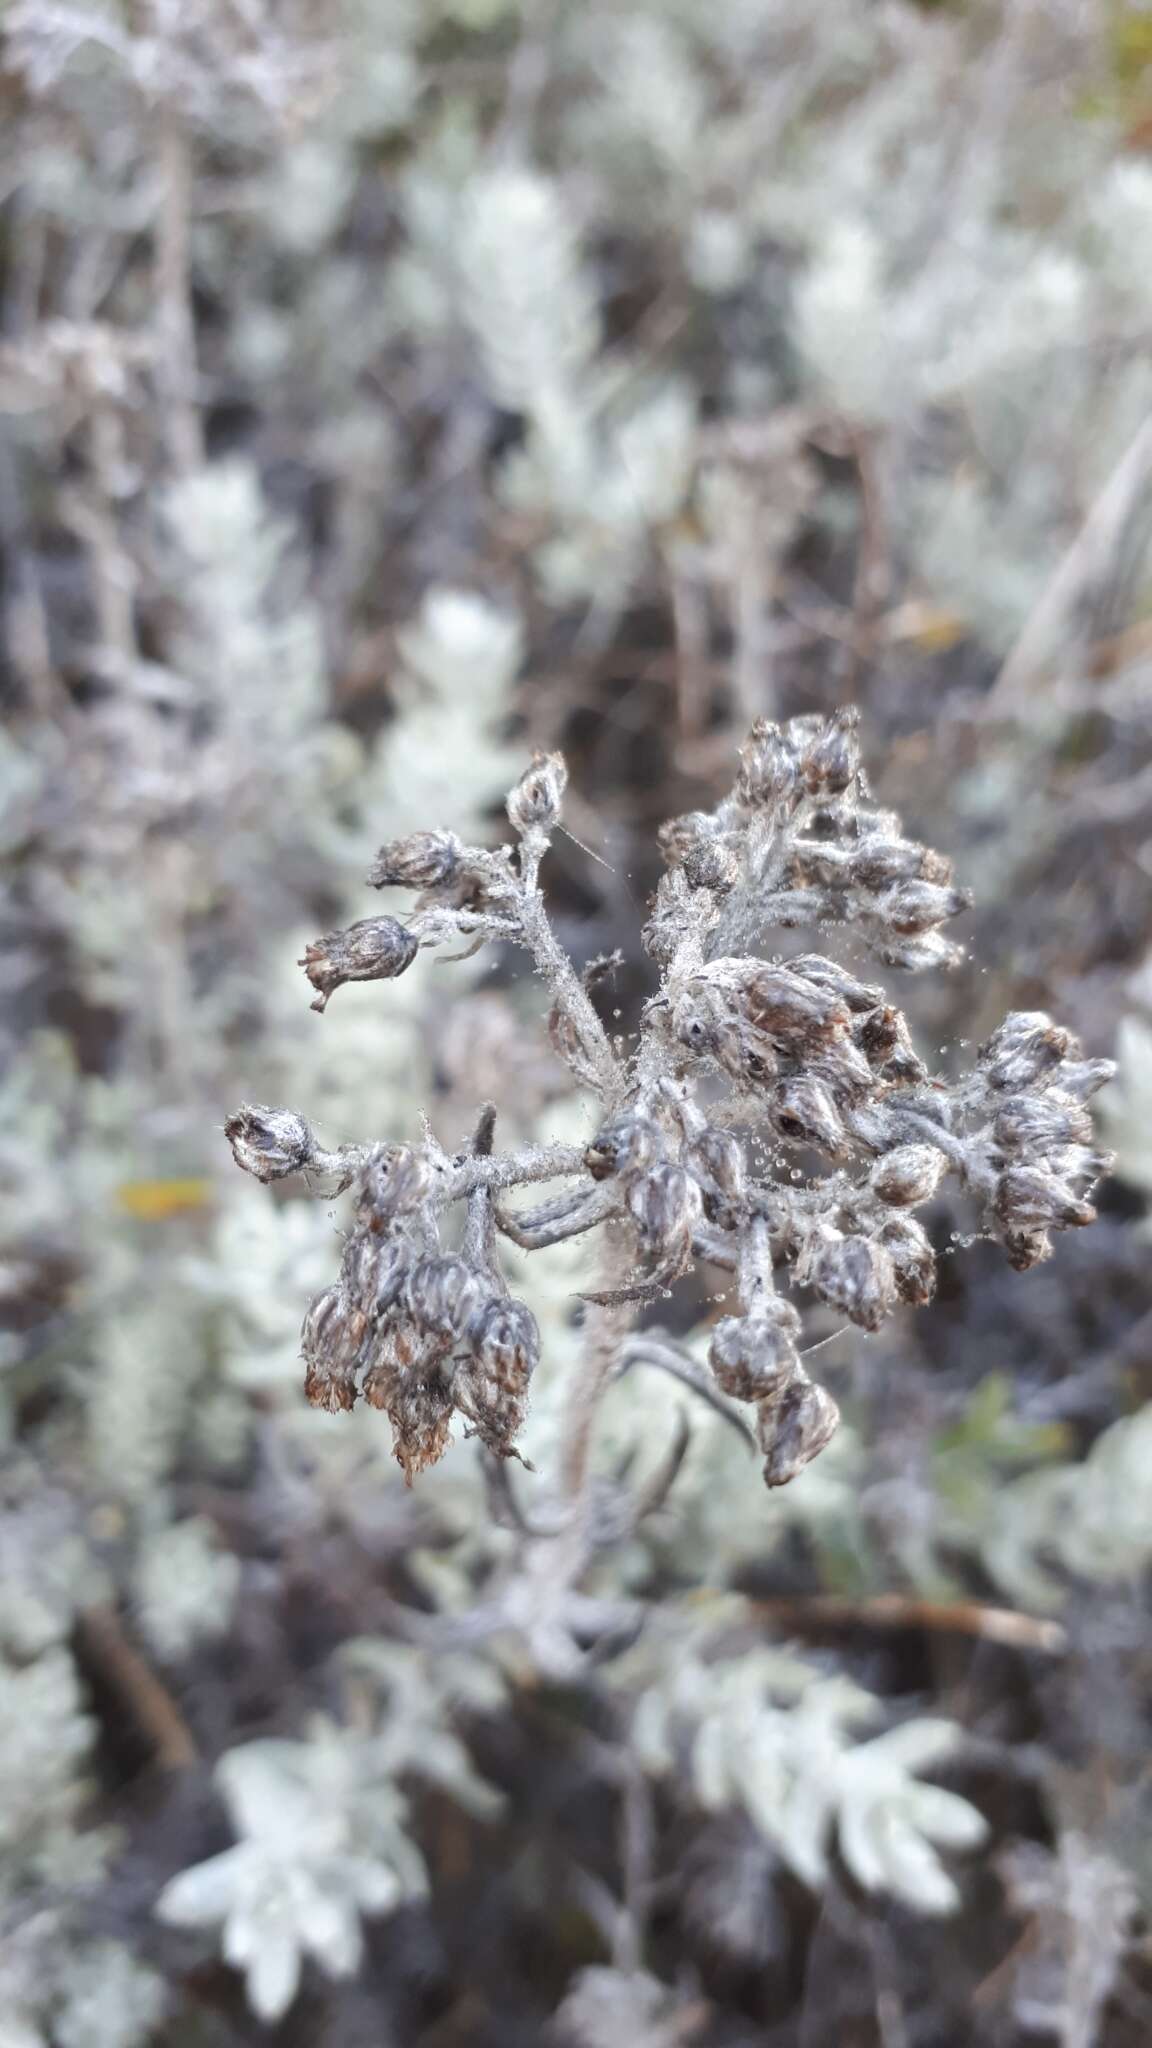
left=225, top=712, right=1113, bottom=1492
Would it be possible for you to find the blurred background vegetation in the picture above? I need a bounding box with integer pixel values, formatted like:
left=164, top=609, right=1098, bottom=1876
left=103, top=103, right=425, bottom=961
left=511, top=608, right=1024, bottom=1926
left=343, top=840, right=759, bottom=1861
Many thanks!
left=2, top=1, right=1152, bottom=2042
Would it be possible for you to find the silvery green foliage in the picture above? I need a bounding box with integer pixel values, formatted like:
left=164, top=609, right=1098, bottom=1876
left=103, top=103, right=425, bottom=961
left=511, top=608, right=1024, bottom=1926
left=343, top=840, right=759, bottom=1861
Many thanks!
left=629, top=1617, right=987, bottom=1915
left=157, top=1719, right=428, bottom=2021
left=365, top=585, right=525, bottom=837
left=1100, top=1016, right=1152, bottom=1201
left=131, top=1516, right=241, bottom=1662
left=157, top=1646, right=503, bottom=2022
left=999, top=1833, right=1138, bottom=2048
left=0, top=1643, right=100, bottom=1904
left=0, top=1919, right=166, bottom=2048
left=981, top=1404, right=1152, bottom=1613
left=552, top=1965, right=696, bottom=2048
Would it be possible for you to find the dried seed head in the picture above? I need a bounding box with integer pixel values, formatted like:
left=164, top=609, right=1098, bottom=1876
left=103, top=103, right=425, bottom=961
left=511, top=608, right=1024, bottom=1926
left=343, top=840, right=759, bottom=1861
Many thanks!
left=812, top=1234, right=897, bottom=1332
left=683, top=1126, right=747, bottom=1226
left=877, top=1214, right=937, bottom=1304
left=355, top=1144, right=435, bottom=1225
left=709, top=1298, right=801, bottom=1403
left=848, top=837, right=949, bottom=890
left=741, top=963, right=852, bottom=1052
left=870, top=1143, right=947, bottom=1207
left=994, top=1165, right=1096, bottom=1235
left=626, top=1162, right=704, bottom=1262
left=991, top=1091, right=1094, bottom=1155
left=770, top=1075, right=846, bottom=1155
left=758, top=1375, right=840, bottom=1487
left=854, top=1002, right=926, bottom=1082
left=878, top=879, right=972, bottom=937
left=301, top=1286, right=362, bottom=1412
left=799, top=706, right=860, bottom=795
left=736, top=719, right=799, bottom=807
left=507, top=750, right=567, bottom=835
left=585, top=1114, right=664, bottom=1182
left=790, top=955, right=884, bottom=1015
left=300, top=916, right=419, bottom=1012
left=470, top=1296, right=540, bottom=1395
left=339, top=1229, right=409, bottom=1316
left=459, top=1358, right=528, bottom=1454
left=978, top=1012, right=1076, bottom=1092
left=404, top=1254, right=488, bottom=1343
left=364, top=1346, right=456, bottom=1483
left=224, top=1104, right=313, bottom=1182
left=368, top=829, right=463, bottom=892
left=658, top=812, right=739, bottom=893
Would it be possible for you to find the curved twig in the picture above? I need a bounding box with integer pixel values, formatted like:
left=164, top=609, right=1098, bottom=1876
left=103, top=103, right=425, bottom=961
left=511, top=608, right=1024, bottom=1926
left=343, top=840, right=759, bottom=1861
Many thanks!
left=618, top=1334, right=758, bottom=1450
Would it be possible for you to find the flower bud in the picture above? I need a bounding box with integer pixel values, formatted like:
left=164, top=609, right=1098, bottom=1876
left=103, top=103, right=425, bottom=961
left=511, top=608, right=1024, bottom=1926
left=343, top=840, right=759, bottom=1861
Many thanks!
left=790, top=955, right=884, bottom=1015
left=994, top=1165, right=1095, bottom=1235
left=877, top=1215, right=937, bottom=1304
left=709, top=1299, right=801, bottom=1402
left=657, top=812, right=739, bottom=892
left=626, top=1163, right=704, bottom=1262
left=799, top=707, right=860, bottom=795
left=224, top=1104, right=313, bottom=1182
left=507, top=750, right=567, bottom=834
left=991, top=1091, right=1093, bottom=1155
left=870, top=1144, right=947, bottom=1207
left=585, top=1114, right=664, bottom=1182
left=470, top=1296, right=539, bottom=1395
left=812, top=1235, right=897, bottom=1332
left=742, top=964, right=851, bottom=1051
left=368, top=830, right=463, bottom=892
left=404, top=1254, right=487, bottom=1343
left=758, top=1375, right=840, bottom=1487
left=735, top=719, right=799, bottom=806
left=683, top=1126, right=747, bottom=1226
left=848, top=837, right=953, bottom=891
left=340, top=1229, right=409, bottom=1316
left=854, top=1003, right=926, bottom=1082
left=879, top=879, right=972, bottom=937
left=300, top=916, right=418, bottom=1012
left=978, top=1012, right=1076, bottom=1092
left=770, top=1076, right=845, bottom=1155
left=355, top=1145, right=435, bottom=1225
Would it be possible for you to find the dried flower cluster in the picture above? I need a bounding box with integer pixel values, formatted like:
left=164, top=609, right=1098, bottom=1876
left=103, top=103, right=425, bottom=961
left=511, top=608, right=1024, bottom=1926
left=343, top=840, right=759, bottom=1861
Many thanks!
left=225, top=711, right=1114, bottom=1493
